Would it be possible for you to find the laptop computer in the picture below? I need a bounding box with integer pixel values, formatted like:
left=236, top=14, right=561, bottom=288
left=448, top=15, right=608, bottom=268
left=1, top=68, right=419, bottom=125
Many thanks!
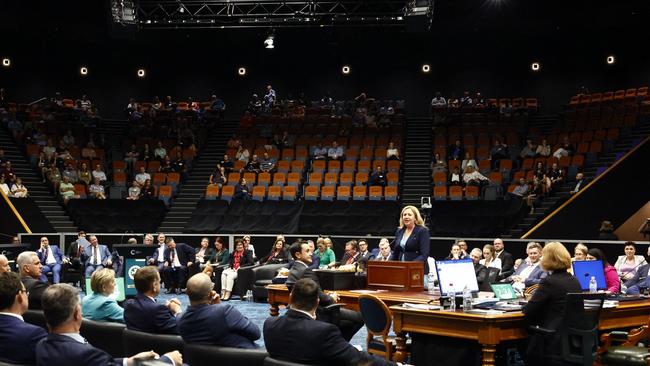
left=572, top=260, right=607, bottom=291
left=474, top=283, right=523, bottom=311
left=490, top=283, right=518, bottom=300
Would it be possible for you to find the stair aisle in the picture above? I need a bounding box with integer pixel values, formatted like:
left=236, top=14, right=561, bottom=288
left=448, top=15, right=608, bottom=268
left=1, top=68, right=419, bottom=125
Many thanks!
left=158, top=119, right=240, bottom=233
left=400, top=117, right=433, bottom=206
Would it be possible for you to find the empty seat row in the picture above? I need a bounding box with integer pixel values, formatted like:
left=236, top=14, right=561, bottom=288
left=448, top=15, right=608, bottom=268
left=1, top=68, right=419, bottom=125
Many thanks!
left=433, top=186, right=481, bottom=200
left=304, top=185, right=398, bottom=201
left=206, top=185, right=297, bottom=201
left=568, top=87, right=648, bottom=106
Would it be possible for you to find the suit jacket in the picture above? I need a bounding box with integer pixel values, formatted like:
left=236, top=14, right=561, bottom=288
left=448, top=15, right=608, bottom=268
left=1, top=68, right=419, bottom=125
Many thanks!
left=163, top=243, right=195, bottom=267
left=624, top=263, right=650, bottom=289
left=264, top=309, right=395, bottom=366
left=21, top=276, right=49, bottom=310
left=38, top=245, right=64, bottom=265
left=286, top=261, right=333, bottom=307
left=147, top=244, right=167, bottom=264
left=82, top=293, right=125, bottom=323
left=0, top=314, right=48, bottom=364
left=390, top=225, right=430, bottom=272
left=340, top=252, right=360, bottom=266
left=512, top=261, right=548, bottom=287
left=496, top=250, right=515, bottom=279
left=83, top=245, right=112, bottom=267
left=178, top=303, right=260, bottom=349
left=67, top=238, right=90, bottom=260
left=570, top=178, right=588, bottom=193
left=194, top=247, right=215, bottom=264
left=36, top=333, right=125, bottom=366
left=474, top=262, right=488, bottom=285
left=260, top=249, right=289, bottom=265
left=123, top=293, right=179, bottom=334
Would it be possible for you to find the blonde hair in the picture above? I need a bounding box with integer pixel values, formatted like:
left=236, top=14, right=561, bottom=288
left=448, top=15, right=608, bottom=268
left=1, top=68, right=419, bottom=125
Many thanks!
left=399, top=205, right=426, bottom=228
left=482, top=244, right=496, bottom=259
left=541, top=242, right=572, bottom=272
left=574, top=243, right=588, bottom=256
left=90, top=268, right=116, bottom=295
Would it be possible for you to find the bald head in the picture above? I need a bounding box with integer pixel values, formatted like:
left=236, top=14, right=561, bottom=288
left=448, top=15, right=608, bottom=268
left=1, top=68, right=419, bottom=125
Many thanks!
left=0, top=255, right=9, bottom=274
left=186, top=273, right=214, bottom=304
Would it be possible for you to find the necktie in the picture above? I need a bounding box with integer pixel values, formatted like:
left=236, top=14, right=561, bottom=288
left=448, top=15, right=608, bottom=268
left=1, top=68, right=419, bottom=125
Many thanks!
left=77, top=244, right=82, bottom=258
left=346, top=256, right=354, bottom=265
left=171, top=250, right=176, bottom=267
left=94, top=246, right=99, bottom=265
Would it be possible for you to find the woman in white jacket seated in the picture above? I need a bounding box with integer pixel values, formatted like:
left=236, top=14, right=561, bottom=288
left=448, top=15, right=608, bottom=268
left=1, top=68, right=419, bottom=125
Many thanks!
left=614, top=241, right=647, bottom=281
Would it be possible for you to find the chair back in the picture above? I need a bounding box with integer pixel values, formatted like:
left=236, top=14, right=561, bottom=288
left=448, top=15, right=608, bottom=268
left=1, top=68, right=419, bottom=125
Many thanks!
left=81, top=318, right=126, bottom=357
left=358, top=294, right=392, bottom=335
left=23, top=309, right=47, bottom=330
left=123, top=328, right=185, bottom=355
left=561, top=292, right=605, bottom=366
left=263, top=356, right=317, bottom=366
left=184, top=343, right=268, bottom=366
left=0, top=362, right=31, bottom=366
left=486, top=267, right=501, bottom=284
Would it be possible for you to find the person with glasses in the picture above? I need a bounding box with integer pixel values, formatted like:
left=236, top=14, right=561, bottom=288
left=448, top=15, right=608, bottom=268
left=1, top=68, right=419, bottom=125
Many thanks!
left=17, top=251, right=49, bottom=310
left=0, top=271, right=47, bottom=365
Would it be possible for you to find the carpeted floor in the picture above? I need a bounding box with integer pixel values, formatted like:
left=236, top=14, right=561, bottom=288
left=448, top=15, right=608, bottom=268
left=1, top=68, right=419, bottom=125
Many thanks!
left=157, top=292, right=369, bottom=349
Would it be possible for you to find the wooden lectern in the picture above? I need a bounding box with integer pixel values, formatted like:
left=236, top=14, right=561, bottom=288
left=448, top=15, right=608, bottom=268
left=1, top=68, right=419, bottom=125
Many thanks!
left=366, top=260, right=424, bottom=291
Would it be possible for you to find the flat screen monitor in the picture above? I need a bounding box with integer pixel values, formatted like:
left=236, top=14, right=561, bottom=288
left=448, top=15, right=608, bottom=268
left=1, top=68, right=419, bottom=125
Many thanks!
left=113, top=244, right=153, bottom=259
left=572, top=260, right=607, bottom=291
left=435, top=259, right=479, bottom=296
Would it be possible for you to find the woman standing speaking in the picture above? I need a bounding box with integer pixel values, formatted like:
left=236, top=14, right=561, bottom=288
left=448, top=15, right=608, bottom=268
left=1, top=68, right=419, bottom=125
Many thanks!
left=390, top=205, right=430, bottom=272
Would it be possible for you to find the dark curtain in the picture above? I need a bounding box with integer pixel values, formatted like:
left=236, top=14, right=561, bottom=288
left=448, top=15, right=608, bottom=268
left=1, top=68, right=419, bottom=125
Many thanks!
left=66, top=200, right=166, bottom=233
left=428, top=200, right=528, bottom=238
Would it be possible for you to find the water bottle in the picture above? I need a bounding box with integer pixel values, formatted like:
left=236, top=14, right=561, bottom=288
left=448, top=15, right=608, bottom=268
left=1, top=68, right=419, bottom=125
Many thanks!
left=589, top=276, right=598, bottom=293
left=463, top=285, right=473, bottom=311
left=245, top=289, right=253, bottom=301
left=448, top=283, right=456, bottom=311
left=427, top=273, right=436, bottom=295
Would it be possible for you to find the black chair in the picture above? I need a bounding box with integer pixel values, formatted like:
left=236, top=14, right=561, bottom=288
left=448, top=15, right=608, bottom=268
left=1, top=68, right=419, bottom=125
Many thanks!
left=184, top=343, right=268, bottom=366
left=528, top=292, right=605, bottom=366
left=358, top=294, right=400, bottom=361
left=480, top=267, right=501, bottom=291
left=122, top=328, right=185, bottom=356
left=80, top=318, right=126, bottom=357
left=235, top=264, right=263, bottom=299
left=251, top=263, right=286, bottom=302
left=22, top=309, right=47, bottom=330
left=0, top=362, right=31, bottom=366
left=599, top=320, right=650, bottom=365
left=263, top=357, right=316, bottom=366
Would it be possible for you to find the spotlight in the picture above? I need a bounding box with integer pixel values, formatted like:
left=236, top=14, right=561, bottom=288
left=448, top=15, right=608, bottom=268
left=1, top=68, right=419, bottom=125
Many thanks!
left=342, top=65, right=351, bottom=75
left=2, top=58, right=10, bottom=67
left=238, top=67, right=247, bottom=76
left=137, top=68, right=146, bottom=78
left=422, top=64, right=431, bottom=73
left=531, top=62, right=540, bottom=71
left=80, top=67, right=88, bottom=76
left=606, top=55, right=615, bottom=65
left=264, top=36, right=274, bottom=49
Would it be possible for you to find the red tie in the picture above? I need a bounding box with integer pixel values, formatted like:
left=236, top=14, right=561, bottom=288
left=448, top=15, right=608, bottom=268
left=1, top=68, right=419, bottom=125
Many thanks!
left=77, top=244, right=83, bottom=258
left=346, top=256, right=354, bottom=265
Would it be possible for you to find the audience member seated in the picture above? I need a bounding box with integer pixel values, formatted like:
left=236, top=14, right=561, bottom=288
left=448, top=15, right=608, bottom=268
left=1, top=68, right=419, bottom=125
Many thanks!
left=260, top=238, right=290, bottom=265
left=598, top=220, right=619, bottom=240
left=81, top=268, right=124, bottom=323
left=234, top=177, right=252, bottom=200
left=614, top=241, right=647, bottom=281
left=372, top=238, right=393, bottom=261
left=259, top=152, right=276, bottom=173
left=586, top=248, right=620, bottom=294
left=0, top=176, right=10, bottom=197
left=568, top=172, right=587, bottom=195
left=312, top=142, right=328, bottom=160
left=462, top=165, right=489, bottom=187
left=508, top=177, right=529, bottom=200
left=525, top=178, right=544, bottom=213
left=552, top=137, right=575, bottom=159
left=38, top=236, right=63, bottom=284
left=11, top=177, right=28, bottom=197
left=38, top=283, right=182, bottom=366
left=572, top=243, right=588, bottom=262
left=457, top=240, right=469, bottom=258
left=59, top=176, right=79, bottom=203
left=89, top=178, right=107, bottom=199
left=489, top=140, right=509, bottom=169
left=461, top=151, right=477, bottom=172
left=386, top=141, right=400, bottom=161
left=18, top=251, right=49, bottom=309
left=0, top=271, right=48, bottom=365
left=78, top=162, right=92, bottom=185
left=0, top=255, right=8, bottom=273
left=162, top=237, right=195, bottom=294
left=523, top=242, right=582, bottom=364
left=91, top=164, right=107, bottom=186
left=264, top=278, right=397, bottom=366
left=445, top=243, right=466, bottom=260
left=327, top=141, right=345, bottom=161
left=448, top=140, right=464, bottom=161
left=286, top=242, right=364, bottom=342
left=124, top=266, right=182, bottom=334
left=469, top=248, right=488, bottom=287
left=480, top=244, right=502, bottom=269
left=154, top=141, right=167, bottom=162
left=179, top=273, right=261, bottom=348
left=520, top=139, right=538, bottom=159
left=357, top=239, right=374, bottom=264
left=208, top=237, right=230, bottom=266
left=221, top=238, right=255, bottom=301
left=3, top=161, right=17, bottom=184
left=315, top=237, right=336, bottom=268
left=134, top=166, right=151, bottom=188
left=190, top=237, right=214, bottom=277
left=536, top=139, right=551, bottom=158
left=84, top=235, right=113, bottom=278
left=494, top=238, right=515, bottom=279
left=332, top=239, right=360, bottom=268
left=139, top=179, right=155, bottom=199
left=431, top=152, right=447, bottom=174
left=126, top=181, right=141, bottom=200
left=245, top=154, right=260, bottom=173
left=449, top=166, right=462, bottom=186
left=508, top=242, right=546, bottom=291
left=208, top=166, right=227, bottom=187
left=623, top=246, right=650, bottom=295
left=368, top=165, right=387, bottom=187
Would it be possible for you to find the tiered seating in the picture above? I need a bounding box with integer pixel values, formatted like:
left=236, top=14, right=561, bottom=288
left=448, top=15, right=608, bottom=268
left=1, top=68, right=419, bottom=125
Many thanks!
left=205, top=101, right=404, bottom=202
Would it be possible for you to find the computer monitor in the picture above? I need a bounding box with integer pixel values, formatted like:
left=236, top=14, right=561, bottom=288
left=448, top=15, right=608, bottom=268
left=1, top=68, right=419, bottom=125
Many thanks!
left=572, top=260, right=607, bottom=291
left=435, top=259, right=479, bottom=296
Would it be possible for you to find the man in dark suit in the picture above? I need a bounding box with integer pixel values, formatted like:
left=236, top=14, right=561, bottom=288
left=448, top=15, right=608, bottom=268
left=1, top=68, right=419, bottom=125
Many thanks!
left=569, top=172, right=588, bottom=195
left=624, top=247, right=650, bottom=295
left=0, top=271, right=47, bottom=365
left=286, top=242, right=363, bottom=342
left=339, top=240, right=360, bottom=266
left=17, top=251, right=49, bottom=310
left=37, top=236, right=64, bottom=283
left=37, top=283, right=182, bottom=366
left=178, top=273, right=260, bottom=348
left=124, top=265, right=182, bottom=334
left=83, top=235, right=113, bottom=277
left=162, top=237, right=195, bottom=294
left=372, top=238, right=393, bottom=262
left=469, top=248, right=489, bottom=286
left=147, top=233, right=168, bottom=288
left=264, top=278, right=397, bottom=366
left=62, top=231, right=89, bottom=284
left=494, top=238, right=515, bottom=280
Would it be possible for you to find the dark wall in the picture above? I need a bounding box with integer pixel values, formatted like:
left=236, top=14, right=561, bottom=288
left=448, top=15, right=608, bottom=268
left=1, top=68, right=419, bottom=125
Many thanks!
left=2, top=1, right=650, bottom=118
left=0, top=196, right=26, bottom=238
left=528, top=136, right=650, bottom=240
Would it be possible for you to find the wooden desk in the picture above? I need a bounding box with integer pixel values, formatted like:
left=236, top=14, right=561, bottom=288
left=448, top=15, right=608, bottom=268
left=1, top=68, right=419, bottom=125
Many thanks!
left=265, top=284, right=435, bottom=316
left=390, top=300, right=650, bottom=366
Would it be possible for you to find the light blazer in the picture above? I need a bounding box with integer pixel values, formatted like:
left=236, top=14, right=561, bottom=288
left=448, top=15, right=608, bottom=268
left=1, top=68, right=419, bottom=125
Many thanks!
left=38, top=245, right=64, bottom=265
left=82, top=293, right=125, bottom=323
left=83, top=245, right=112, bottom=267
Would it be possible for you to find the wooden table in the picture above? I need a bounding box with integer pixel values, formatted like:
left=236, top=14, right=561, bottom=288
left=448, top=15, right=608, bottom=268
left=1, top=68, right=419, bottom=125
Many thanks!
left=265, top=284, right=436, bottom=316
left=390, top=299, right=650, bottom=366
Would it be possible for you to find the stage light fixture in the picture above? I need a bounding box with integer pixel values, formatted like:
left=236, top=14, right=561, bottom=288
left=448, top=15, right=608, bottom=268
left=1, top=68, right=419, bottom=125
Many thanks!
left=607, top=55, right=615, bottom=65
left=342, top=65, right=351, bottom=75
left=137, top=69, right=146, bottom=78
left=2, top=58, right=10, bottom=67
left=531, top=62, right=540, bottom=71
left=422, top=64, right=431, bottom=73
left=80, top=67, right=88, bottom=76
left=238, top=67, right=247, bottom=76
left=264, top=35, right=275, bottom=49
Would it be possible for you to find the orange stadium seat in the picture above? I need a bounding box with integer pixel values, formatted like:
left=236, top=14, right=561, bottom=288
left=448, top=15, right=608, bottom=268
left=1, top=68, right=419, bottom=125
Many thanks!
left=205, top=185, right=220, bottom=199
left=339, top=172, right=353, bottom=187
left=282, top=186, right=297, bottom=201
left=257, top=172, right=271, bottom=187
left=276, top=160, right=290, bottom=173
left=321, top=186, right=335, bottom=201
left=227, top=172, right=240, bottom=185
left=328, top=160, right=341, bottom=173
left=384, top=186, right=398, bottom=201
left=220, top=185, right=234, bottom=202
left=355, top=172, right=369, bottom=186
left=287, top=172, right=301, bottom=187
left=252, top=186, right=266, bottom=201
left=336, top=186, right=351, bottom=201
left=113, top=172, right=126, bottom=187
left=312, top=160, right=326, bottom=173
left=368, top=186, right=383, bottom=201
left=309, top=172, right=323, bottom=186
left=243, top=172, right=257, bottom=185
left=353, top=186, right=367, bottom=201
left=465, top=186, right=479, bottom=200
left=272, top=172, right=286, bottom=186
left=267, top=186, right=281, bottom=201
left=449, top=186, right=463, bottom=200
left=433, top=186, right=447, bottom=201
left=290, top=160, right=305, bottom=173
left=152, top=173, right=166, bottom=186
